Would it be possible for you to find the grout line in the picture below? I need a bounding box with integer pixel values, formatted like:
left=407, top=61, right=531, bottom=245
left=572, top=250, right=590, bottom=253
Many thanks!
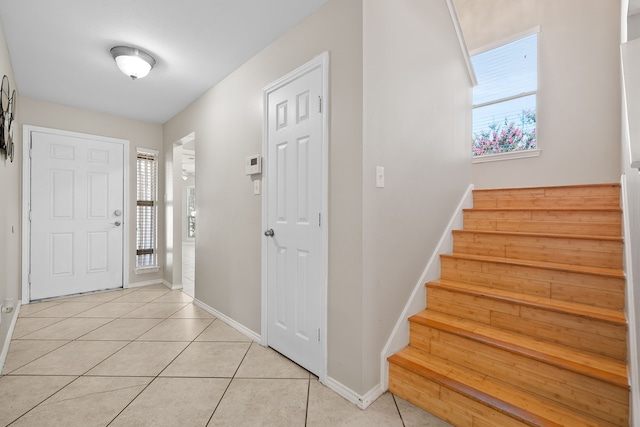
left=305, top=372, right=311, bottom=426
left=206, top=340, right=254, bottom=425
left=392, top=394, right=407, bottom=427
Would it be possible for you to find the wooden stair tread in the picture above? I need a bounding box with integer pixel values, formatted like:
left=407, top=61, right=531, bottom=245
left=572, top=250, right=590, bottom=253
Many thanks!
left=464, top=207, right=622, bottom=212
left=473, top=183, right=620, bottom=193
left=440, top=252, right=624, bottom=278
left=452, top=228, right=623, bottom=242
left=389, top=347, right=619, bottom=427
left=410, top=310, right=628, bottom=388
left=428, top=279, right=626, bottom=325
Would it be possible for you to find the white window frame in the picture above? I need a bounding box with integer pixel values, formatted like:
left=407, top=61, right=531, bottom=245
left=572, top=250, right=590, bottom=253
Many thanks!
left=135, top=147, right=159, bottom=273
left=471, top=26, right=541, bottom=163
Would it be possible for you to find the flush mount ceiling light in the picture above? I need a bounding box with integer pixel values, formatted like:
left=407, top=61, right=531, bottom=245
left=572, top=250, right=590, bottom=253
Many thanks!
left=110, top=46, right=156, bottom=80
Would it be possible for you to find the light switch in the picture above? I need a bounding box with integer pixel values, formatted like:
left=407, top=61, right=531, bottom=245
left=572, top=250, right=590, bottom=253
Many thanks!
left=254, top=179, right=261, bottom=195
left=376, top=166, right=385, bottom=188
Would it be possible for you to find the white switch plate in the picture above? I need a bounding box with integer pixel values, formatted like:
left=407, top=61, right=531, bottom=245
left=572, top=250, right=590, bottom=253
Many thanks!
left=254, top=179, right=261, bottom=195
left=376, top=166, right=385, bottom=188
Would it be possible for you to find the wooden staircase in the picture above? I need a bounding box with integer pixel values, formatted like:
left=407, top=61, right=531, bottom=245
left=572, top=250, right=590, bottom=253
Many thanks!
left=388, top=184, right=629, bottom=426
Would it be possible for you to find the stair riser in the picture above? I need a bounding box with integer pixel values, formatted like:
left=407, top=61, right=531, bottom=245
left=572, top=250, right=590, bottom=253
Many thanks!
left=440, top=256, right=625, bottom=309
left=409, top=322, right=628, bottom=425
left=427, top=287, right=627, bottom=360
left=453, top=231, right=622, bottom=269
left=464, top=210, right=621, bottom=236
left=389, top=363, right=529, bottom=427
left=473, top=186, right=620, bottom=209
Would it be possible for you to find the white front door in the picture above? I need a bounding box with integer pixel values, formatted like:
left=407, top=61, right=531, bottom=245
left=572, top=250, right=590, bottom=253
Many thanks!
left=29, top=130, right=125, bottom=300
left=263, top=55, right=327, bottom=376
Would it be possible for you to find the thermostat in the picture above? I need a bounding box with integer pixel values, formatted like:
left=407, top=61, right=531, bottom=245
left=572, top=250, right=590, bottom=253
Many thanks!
left=245, top=155, right=262, bottom=175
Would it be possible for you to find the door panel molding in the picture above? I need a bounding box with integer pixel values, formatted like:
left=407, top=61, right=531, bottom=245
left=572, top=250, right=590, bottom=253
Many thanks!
left=22, top=125, right=130, bottom=303
left=261, top=52, right=329, bottom=382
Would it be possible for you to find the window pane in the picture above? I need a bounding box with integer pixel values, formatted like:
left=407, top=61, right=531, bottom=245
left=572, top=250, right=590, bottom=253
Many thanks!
left=136, top=151, right=158, bottom=267
left=472, top=34, right=537, bottom=106
left=472, top=95, right=536, bottom=156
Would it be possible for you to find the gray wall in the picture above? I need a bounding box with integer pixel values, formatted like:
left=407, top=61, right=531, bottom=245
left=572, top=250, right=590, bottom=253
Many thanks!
left=361, top=0, right=473, bottom=392
left=455, top=0, right=622, bottom=189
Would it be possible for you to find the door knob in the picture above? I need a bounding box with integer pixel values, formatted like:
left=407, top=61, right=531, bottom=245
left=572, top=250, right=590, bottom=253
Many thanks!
left=111, top=221, right=122, bottom=227
left=114, top=210, right=122, bottom=216
left=264, top=229, right=274, bottom=237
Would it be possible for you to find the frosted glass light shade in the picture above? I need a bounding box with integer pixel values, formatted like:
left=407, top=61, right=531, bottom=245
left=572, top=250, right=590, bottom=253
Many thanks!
left=111, top=46, right=156, bottom=80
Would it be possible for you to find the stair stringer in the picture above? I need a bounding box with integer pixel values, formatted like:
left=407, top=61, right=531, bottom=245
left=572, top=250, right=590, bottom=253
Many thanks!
left=379, top=184, right=474, bottom=391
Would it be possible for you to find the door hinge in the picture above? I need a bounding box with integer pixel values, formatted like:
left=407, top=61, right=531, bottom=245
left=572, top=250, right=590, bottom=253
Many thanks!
left=28, top=273, right=31, bottom=284
left=318, top=213, right=321, bottom=227
left=28, top=211, right=32, bottom=221
left=318, top=96, right=322, bottom=113
left=317, top=328, right=321, bottom=342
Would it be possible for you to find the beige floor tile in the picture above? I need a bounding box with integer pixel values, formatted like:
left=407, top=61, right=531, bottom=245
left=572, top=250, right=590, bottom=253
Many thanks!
left=121, top=302, right=190, bottom=318
left=12, top=340, right=128, bottom=376
left=73, top=301, right=146, bottom=318
left=306, top=382, right=403, bottom=427
left=195, top=319, right=253, bottom=342
left=11, top=317, right=64, bottom=339
left=394, top=396, right=454, bottom=427
left=11, top=376, right=152, bottom=427
left=111, top=377, right=229, bottom=427
left=170, top=303, right=215, bottom=319
left=136, top=318, right=213, bottom=341
left=152, top=290, right=193, bottom=303
left=0, top=375, right=76, bottom=426
left=18, top=317, right=112, bottom=340
left=208, top=378, right=308, bottom=427
left=160, top=342, right=250, bottom=377
left=22, top=301, right=103, bottom=318
left=2, top=340, right=69, bottom=374
left=110, top=290, right=171, bottom=303
left=235, top=343, right=309, bottom=379
left=18, top=300, right=63, bottom=317
left=78, top=318, right=163, bottom=341
left=87, top=341, right=189, bottom=376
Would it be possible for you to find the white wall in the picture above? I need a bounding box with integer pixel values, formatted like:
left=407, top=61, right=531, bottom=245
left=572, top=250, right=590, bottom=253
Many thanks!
left=163, top=0, right=366, bottom=393
left=19, top=97, right=165, bottom=286
left=455, top=0, right=622, bottom=189
left=0, top=19, right=20, bottom=368
left=361, top=0, right=473, bottom=393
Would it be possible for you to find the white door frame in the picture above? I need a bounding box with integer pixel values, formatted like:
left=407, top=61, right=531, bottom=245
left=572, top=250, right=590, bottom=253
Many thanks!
left=21, top=125, right=130, bottom=303
left=261, top=52, right=329, bottom=382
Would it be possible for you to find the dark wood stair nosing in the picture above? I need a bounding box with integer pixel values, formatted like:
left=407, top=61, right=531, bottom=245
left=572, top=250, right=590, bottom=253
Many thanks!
left=463, top=207, right=623, bottom=213
left=472, top=183, right=621, bottom=193
left=388, top=352, right=563, bottom=427
left=427, top=279, right=627, bottom=326
left=408, top=313, right=629, bottom=389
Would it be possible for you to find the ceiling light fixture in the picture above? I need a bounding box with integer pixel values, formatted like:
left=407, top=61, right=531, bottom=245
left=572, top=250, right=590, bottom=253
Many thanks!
left=110, top=46, right=156, bottom=80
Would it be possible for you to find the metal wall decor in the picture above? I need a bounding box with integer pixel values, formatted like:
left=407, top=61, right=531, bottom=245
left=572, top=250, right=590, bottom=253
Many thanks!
left=0, top=75, right=15, bottom=162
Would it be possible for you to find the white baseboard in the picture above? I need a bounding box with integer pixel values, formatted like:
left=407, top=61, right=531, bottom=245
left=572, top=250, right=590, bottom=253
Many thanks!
left=127, top=279, right=165, bottom=289
left=193, top=298, right=261, bottom=343
left=0, top=302, right=21, bottom=375
left=379, top=184, right=474, bottom=390
left=323, top=376, right=385, bottom=410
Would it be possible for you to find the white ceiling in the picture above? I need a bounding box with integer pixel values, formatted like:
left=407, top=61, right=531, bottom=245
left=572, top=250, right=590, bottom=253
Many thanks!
left=0, top=0, right=327, bottom=123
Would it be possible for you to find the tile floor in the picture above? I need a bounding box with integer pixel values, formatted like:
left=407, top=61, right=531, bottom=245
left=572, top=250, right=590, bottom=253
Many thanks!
left=0, top=284, right=452, bottom=426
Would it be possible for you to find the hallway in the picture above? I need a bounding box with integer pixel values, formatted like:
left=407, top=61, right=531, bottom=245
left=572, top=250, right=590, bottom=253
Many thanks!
left=0, top=285, right=450, bottom=426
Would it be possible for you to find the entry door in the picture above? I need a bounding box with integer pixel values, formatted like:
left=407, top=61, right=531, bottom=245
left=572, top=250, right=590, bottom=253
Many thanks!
left=30, top=130, right=125, bottom=300
left=264, top=58, right=326, bottom=376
